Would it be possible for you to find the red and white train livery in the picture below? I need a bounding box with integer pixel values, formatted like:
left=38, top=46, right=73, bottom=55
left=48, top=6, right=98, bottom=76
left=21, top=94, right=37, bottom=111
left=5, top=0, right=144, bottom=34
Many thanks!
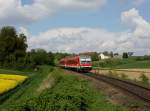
left=59, top=55, right=92, bottom=72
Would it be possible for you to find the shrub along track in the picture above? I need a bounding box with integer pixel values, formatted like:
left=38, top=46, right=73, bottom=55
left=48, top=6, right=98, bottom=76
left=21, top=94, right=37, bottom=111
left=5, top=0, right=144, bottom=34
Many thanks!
left=64, top=69, right=150, bottom=111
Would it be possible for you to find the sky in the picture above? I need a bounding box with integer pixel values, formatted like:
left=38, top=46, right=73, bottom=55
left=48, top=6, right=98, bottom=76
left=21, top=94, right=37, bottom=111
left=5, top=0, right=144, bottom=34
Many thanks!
left=0, top=0, right=150, bottom=55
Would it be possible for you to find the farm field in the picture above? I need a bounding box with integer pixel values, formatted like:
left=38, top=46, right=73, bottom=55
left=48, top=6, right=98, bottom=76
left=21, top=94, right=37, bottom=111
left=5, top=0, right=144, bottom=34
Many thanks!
left=94, top=68, right=150, bottom=81
left=115, top=60, right=150, bottom=69
left=93, top=57, right=150, bottom=69
left=0, top=74, right=28, bottom=94
left=93, top=57, right=150, bottom=86
left=0, top=66, right=127, bottom=111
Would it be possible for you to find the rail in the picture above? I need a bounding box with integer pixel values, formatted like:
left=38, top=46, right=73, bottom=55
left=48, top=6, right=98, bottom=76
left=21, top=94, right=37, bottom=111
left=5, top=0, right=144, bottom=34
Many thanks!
left=70, top=69, right=150, bottom=103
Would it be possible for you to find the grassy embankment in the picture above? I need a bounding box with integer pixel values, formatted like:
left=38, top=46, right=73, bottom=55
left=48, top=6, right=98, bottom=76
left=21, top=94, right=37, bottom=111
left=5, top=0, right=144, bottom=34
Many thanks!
left=0, top=66, right=127, bottom=111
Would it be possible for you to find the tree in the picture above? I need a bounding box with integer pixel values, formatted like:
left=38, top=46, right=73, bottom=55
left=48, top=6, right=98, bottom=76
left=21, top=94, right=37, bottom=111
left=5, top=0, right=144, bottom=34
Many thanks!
left=0, top=26, right=28, bottom=66
left=122, top=52, right=128, bottom=58
left=14, top=33, right=27, bottom=61
left=0, top=26, right=58, bottom=69
left=103, top=51, right=109, bottom=56
left=30, top=49, right=54, bottom=66
left=114, top=53, right=119, bottom=56
left=110, top=51, right=113, bottom=58
left=54, top=52, right=71, bottom=64
left=91, top=52, right=99, bottom=61
left=48, top=52, right=55, bottom=65
left=0, top=26, right=17, bottom=64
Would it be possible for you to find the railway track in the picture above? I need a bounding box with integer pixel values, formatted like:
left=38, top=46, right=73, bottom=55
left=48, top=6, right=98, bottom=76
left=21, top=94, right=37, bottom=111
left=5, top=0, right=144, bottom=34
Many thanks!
left=76, top=71, right=150, bottom=103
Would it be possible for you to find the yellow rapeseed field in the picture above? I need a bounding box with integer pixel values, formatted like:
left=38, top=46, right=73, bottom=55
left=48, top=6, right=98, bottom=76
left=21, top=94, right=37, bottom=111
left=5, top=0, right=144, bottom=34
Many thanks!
left=0, top=74, right=28, bottom=94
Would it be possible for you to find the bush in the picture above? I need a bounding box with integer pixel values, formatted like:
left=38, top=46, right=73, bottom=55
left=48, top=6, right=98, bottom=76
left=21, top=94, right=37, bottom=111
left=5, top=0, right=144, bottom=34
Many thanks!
left=108, top=70, right=114, bottom=76
left=139, top=73, right=149, bottom=84
left=108, top=70, right=119, bottom=77
left=120, top=73, right=128, bottom=79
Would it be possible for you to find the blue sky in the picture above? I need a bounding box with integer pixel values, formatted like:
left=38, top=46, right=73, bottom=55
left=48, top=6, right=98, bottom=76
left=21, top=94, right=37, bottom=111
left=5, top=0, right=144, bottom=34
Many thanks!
left=0, top=0, right=150, bottom=55
left=20, top=0, right=150, bottom=35
left=22, top=0, right=32, bottom=5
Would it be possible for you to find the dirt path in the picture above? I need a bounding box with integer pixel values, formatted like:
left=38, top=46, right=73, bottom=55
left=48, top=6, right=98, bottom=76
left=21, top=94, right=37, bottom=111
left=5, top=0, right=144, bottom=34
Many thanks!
left=64, top=70, right=150, bottom=111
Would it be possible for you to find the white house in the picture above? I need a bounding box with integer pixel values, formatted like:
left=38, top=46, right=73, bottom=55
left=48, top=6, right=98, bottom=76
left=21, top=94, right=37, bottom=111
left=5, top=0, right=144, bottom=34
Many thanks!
left=99, top=53, right=110, bottom=60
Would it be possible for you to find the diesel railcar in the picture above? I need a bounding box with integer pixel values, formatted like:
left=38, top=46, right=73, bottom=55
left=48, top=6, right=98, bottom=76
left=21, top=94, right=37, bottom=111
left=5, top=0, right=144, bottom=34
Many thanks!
left=59, top=55, right=92, bottom=72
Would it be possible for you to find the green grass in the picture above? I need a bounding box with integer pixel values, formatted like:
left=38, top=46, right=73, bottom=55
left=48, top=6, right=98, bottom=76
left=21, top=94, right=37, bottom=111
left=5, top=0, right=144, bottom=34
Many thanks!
left=115, top=60, right=150, bottom=69
left=0, top=68, right=32, bottom=76
left=93, top=57, right=150, bottom=69
left=0, top=67, right=127, bottom=111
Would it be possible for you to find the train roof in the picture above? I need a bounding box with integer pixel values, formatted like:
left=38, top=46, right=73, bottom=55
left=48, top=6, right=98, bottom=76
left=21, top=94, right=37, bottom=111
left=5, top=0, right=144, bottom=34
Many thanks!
left=60, top=55, right=91, bottom=60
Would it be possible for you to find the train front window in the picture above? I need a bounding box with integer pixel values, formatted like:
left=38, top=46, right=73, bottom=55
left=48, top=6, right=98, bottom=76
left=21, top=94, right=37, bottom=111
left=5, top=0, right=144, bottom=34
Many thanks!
left=80, top=56, right=92, bottom=64
left=80, top=59, right=91, bottom=64
left=80, top=61, right=91, bottom=64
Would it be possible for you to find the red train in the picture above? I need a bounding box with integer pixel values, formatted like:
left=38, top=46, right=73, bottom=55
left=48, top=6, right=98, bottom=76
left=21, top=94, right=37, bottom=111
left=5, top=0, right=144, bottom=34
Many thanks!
left=59, top=55, right=92, bottom=72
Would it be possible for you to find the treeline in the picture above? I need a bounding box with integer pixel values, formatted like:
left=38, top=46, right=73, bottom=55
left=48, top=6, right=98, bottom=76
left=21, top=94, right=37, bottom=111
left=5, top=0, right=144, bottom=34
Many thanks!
left=0, top=26, right=60, bottom=70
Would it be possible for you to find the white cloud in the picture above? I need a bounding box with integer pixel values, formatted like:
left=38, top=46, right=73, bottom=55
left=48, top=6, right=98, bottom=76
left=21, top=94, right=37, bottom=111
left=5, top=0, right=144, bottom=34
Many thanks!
left=18, top=8, right=150, bottom=55
left=19, top=27, right=135, bottom=54
left=21, top=26, right=150, bottom=55
left=121, top=8, right=150, bottom=38
left=27, top=27, right=117, bottom=52
left=0, top=0, right=106, bottom=25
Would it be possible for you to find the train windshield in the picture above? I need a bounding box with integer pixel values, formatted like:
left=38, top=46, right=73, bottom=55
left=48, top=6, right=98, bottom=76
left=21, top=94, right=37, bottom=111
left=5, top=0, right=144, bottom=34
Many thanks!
left=80, top=56, right=91, bottom=64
